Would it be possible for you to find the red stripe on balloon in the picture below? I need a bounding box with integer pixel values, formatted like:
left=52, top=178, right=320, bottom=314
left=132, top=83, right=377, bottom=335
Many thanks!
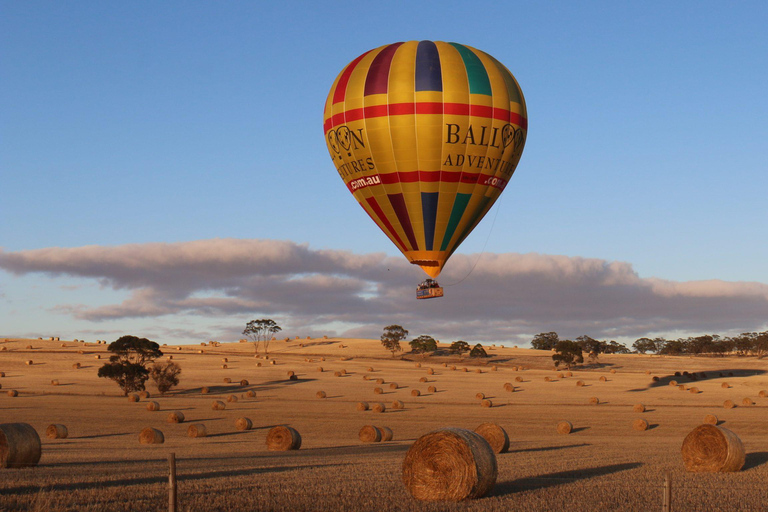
left=332, top=50, right=372, bottom=105
left=364, top=196, right=407, bottom=252
left=378, top=170, right=507, bottom=189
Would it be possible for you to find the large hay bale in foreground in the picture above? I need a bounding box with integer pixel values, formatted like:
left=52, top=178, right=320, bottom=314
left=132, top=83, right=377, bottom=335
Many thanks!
left=235, top=417, right=253, bottom=431
left=681, top=424, right=745, bottom=472
left=266, top=426, right=301, bottom=451
left=359, top=425, right=381, bottom=443
left=632, top=419, right=649, bottom=431
left=187, top=424, right=207, bottom=438
left=139, top=427, right=164, bottom=445
left=402, top=427, right=497, bottom=501
left=557, top=421, right=572, bottom=434
left=46, top=424, right=68, bottom=439
left=473, top=423, right=509, bottom=454
left=0, top=423, right=41, bottom=468
left=167, top=411, right=185, bottom=423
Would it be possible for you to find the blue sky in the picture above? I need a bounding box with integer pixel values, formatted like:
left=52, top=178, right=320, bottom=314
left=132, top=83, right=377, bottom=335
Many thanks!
left=2, top=2, right=767, bottom=346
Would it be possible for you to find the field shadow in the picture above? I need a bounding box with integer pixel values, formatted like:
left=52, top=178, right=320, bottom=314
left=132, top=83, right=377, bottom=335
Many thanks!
left=744, top=452, right=768, bottom=470
left=647, top=424, right=659, bottom=430
left=493, top=462, right=642, bottom=496
left=570, top=427, right=590, bottom=433
left=630, top=368, right=767, bottom=392
left=509, top=443, right=590, bottom=454
left=76, top=432, right=131, bottom=439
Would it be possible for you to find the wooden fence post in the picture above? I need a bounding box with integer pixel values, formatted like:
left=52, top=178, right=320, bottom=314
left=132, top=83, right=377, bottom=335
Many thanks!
left=662, top=472, right=671, bottom=512
left=169, top=452, right=177, bottom=512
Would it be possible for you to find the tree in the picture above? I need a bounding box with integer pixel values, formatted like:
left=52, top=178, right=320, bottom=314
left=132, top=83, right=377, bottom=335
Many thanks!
left=149, top=361, right=182, bottom=395
left=633, top=337, right=657, bottom=354
left=409, top=335, right=437, bottom=354
left=243, top=319, right=282, bottom=354
left=449, top=340, right=471, bottom=355
left=531, top=332, right=559, bottom=350
left=469, top=343, right=488, bottom=358
left=97, top=335, right=163, bottom=395
left=381, top=325, right=408, bottom=357
left=552, top=340, right=584, bottom=369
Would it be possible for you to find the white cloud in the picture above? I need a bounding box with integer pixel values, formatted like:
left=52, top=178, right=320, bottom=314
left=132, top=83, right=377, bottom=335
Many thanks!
left=1, top=238, right=767, bottom=344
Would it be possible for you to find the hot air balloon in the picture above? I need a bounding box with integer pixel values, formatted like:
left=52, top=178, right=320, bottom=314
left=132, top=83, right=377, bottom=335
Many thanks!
left=323, top=41, right=527, bottom=298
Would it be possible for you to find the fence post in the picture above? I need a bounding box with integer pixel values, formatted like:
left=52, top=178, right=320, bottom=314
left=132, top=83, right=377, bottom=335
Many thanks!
left=169, top=452, right=177, bottom=512
left=662, top=472, right=671, bottom=512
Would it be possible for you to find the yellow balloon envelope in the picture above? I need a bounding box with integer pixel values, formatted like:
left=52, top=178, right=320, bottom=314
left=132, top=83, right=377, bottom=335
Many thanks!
left=324, top=41, right=527, bottom=278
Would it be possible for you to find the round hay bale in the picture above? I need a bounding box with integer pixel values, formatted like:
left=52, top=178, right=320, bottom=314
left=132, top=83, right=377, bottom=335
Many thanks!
left=367, top=367, right=374, bottom=372
left=256, top=362, right=262, bottom=367
left=690, top=387, right=699, bottom=394
left=475, top=369, right=482, bottom=374
left=566, top=371, right=573, bottom=377
left=633, top=404, right=645, bottom=413
left=128, top=393, right=139, bottom=402
left=704, top=414, right=718, bottom=425
left=70, top=362, right=78, bottom=368
left=287, top=370, right=295, bottom=378
left=51, top=379, right=59, bottom=386
left=544, top=376, right=551, bottom=382
left=392, top=400, right=405, bottom=410
left=411, top=389, right=421, bottom=397
left=669, top=380, right=678, bottom=386
left=450, top=365, right=457, bottom=371
left=227, top=394, right=238, bottom=403
left=25, top=360, right=33, bottom=366
left=221, top=364, right=228, bottom=369
left=94, top=355, right=100, bottom=359
left=380, top=426, right=394, bottom=441
left=362, top=375, right=369, bottom=380
left=359, top=425, right=381, bottom=443
left=138, top=390, right=150, bottom=399
left=674, top=371, right=681, bottom=376
left=599, top=376, right=607, bottom=382
left=245, top=390, right=256, bottom=398
left=212, top=400, right=226, bottom=411
left=427, top=368, right=434, bottom=375
left=557, top=372, right=564, bottom=378
left=473, top=422, right=509, bottom=454
left=235, top=417, right=253, bottom=431
left=610, top=369, right=616, bottom=374
left=576, top=380, right=585, bottom=387
left=0, top=372, right=4, bottom=377
left=372, top=402, right=386, bottom=413
left=375, top=378, right=385, bottom=385
left=514, top=376, right=523, bottom=383
left=266, top=426, right=301, bottom=451
left=201, top=387, right=210, bottom=394
left=187, top=424, right=207, bottom=438
left=240, top=379, right=249, bottom=386
left=678, top=385, right=687, bottom=391
left=419, top=376, right=428, bottom=383
left=723, top=400, right=735, bottom=409
left=7, top=390, right=18, bottom=397
left=389, top=382, right=399, bottom=390
left=652, top=376, right=660, bottom=382
left=589, top=397, right=600, bottom=405
left=475, top=393, right=485, bottom=400
left=721, top=382, right=730, bottom=389
left=480, top=399, right=492, bottom=408
left=166, top=411, right=185, bottom=423
left=25, top=345, right=32, bottom=350
left=46, top=424, right=68, bottom=439
left=340, top=369, right=346, bottom=375
left=645, top=370, right=651, bottom=375
left=334, top=371, right=342, bottom=377
left=223, top=377, right=231, bottom=383
left=428, top=385, right=437, bottom=393
left=138, top=427, right=164, bottom=445
left=374, top=387, right=383, bottom=395
left=222, top=357, right=228, bottom=363
left=415, top=363, right=421, bottom=368
left=317, top=366, right=323, bottom=372
left=402, top=427, right=497, bottom=501
left=270, top=360, right=276, bottom=365
left=503, top=383, right=514, bottom=392
left=681, top=424, right=745, bottom=472
left=557, top=420, right=572, bottom=434
left=0, top=423, right=42, bottom=467
left=462, top=368, right=468, bottom=373
left=632, top=419, right=649, bottom=431
left=146, top=401, right=160, bottom=412
left=316, top=390, right=326, bottom=399
left=742, top=397, right=754, bottom=406
left=442, top=362, right=448, bottom=367
left=356, top=401, right=369, bottom=411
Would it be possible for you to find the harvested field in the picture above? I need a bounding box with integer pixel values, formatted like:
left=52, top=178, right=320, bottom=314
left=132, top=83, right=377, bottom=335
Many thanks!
left=0, top=337, right=767, bottom=511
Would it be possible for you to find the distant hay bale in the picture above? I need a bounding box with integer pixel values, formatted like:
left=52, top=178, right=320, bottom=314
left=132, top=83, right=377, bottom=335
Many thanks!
left=266, top=426, right=301, bottom=451
left=652, top=376, right=660, bottom=382
left=389, top=382, right=398, bottom=390
left=450, top=366, right=457, bottom=371
left=462, top=368, right=469, bottom=373
left=415, top=363, right=421, bottom=368
left=334, top=371, right=342, bottom=377
left=544, top=376, right=551, bottom=382
left=0, top=423, right=42, bottom=468
left=473, top=422, right=509, bottom=453
left=46, top=424, right=68, bottom=439
left=503, top=383, right=514, bottom=392
left=402, top=427, right=497, bottom=501
left=419, top=377, right=428, bottom=383
left=235, top=417, right=253, bottom=431
left=589, top=397, right=600, bottom=405
left=0, top=372, right=4, bottom=377
left=166, top=411, right=185, bottom=423
left=374, top=387, right=383, bottom=394
left=669, top=380, right=678, bottom=386
left=742, top=397, right=754, bottom=406
left=610, top=369, right=617, bottom=374
left=222, top=358, right=228, bottom=363
left=632, top=419, right=649, bottom=431
left=515, top=376, right=523, bottom=383
left=566, top=371, right=573, bottom=377
left=372, top=402, right=386, bottom=413
left=25, top=345, right=32, bottom=350
left=512, top=366, right=518, bottom=371
left=201, top=387, right=210, bottom=394
left=557, top=420, right=573, bottom=434
left=317, top=367, right=323, bottom=372
left=223, top=377, right=231, bottom=383
left=286, top=370, right=295, bottom=378
left=227, top=394, right=238, bottom=403
left=177, top=347, right=182, bottom=351
left=427, top=368, right=435, bottom=375
left=316, top=391, right=326, bottom=399
left=724, top=400, right=735, bottom=409
left=221, top=364, right=227, bottom=369
left=240, top=379, right=249, bottom=386
left=256, top=363, right=262, bottom=367
left=599, top=376, right=607, bottom=382
left=128, top=394, right=139, bottom=402
left=678, top=385, right=687, bottom=391
left=491, top=366, right=497, bottom=372
left=320, top=357, right=325, bottom=361
left=576, top=380, right=585, bottom=387
left=721, top=382, right=730, bottom=389
left=212, top=400, right=226, bottom=411
left=7, top=390, right=18, bottom=397
left=681, top=424, right=745, bottom=472
left=51, top=379, right=59, bottom=386
left=704, top=414, right=718, bottom=425
left=187, top=424, right=207, bottom=438
left=376, top=378, right=385, bottom=385
left=94, top=355, right=100, bottom=359
left=392, top=400, right=405, bottom=409
left=359, top=425, right=381, bottom=443
left=557, top=372, right=564, bottom=378
left=138, top=390, right=150, bottom=399
left=759, top=390, right=767, bottom=398
left=139, top=427, right=164, bottom=444
left=26, top=360, right=33, bottom=366
left=362, top=375, right=369, bottom=380
left=481, top=399, right=492, bottom=408
left=411, top=389, right=421, bottom=397
left=246, top=390, right=256, bottom=398
left=646, top=370, right=651, bottom=375
left=270, top=360, right=276, bottom=365
left=367, top=367, right=374, bottom=372
left=690, top=387, right=700, bottom=394
left=428, top=385, right=437, bottom=393
left=633, top=404, right=645, bottom=413
left=146, top=401, right=160, bottom=412
left=356, top=402, right=369, bottom=411
left=380, top=426, right=394, bottom=441
left=475, top=393, right=485, bottom=400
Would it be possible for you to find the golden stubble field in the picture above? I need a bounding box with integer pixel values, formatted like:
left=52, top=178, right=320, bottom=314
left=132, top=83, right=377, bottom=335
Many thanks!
left=1, top=337, right=767, bottom=512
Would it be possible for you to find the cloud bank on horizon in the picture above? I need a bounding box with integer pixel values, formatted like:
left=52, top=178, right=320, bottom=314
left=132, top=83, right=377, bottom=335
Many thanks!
left=1, top=238, right=766, bottom=345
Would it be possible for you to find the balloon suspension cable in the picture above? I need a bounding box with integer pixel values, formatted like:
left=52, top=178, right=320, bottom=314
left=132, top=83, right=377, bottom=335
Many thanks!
left=441, top=200, right=502, bottom=287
